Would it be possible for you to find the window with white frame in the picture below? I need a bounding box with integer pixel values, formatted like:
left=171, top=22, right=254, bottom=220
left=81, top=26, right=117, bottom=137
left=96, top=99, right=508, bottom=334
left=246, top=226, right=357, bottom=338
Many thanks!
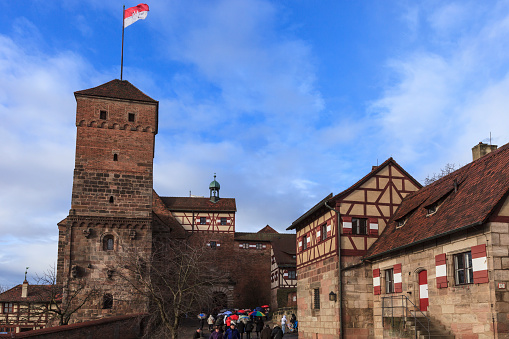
left=454, top=251, right=473, bottom=285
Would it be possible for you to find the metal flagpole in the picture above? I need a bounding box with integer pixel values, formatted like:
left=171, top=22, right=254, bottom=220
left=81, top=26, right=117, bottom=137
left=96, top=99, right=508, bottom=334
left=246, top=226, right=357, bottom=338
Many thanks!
left=121, top=5, right=125, bottom=80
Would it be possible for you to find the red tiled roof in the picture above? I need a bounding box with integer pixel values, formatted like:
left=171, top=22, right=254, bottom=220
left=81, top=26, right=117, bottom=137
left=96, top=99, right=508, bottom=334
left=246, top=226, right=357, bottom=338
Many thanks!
left=74, top=79, right=157, bottom=103
left=0, top=284, right=57, bottom=303
left=367, top=143, right=509, bottom=258
left=258, top=225, right=278, bottom=233
left=271, top=234, right=297, bottom=266
left=160, top=196, right=236, bottom=212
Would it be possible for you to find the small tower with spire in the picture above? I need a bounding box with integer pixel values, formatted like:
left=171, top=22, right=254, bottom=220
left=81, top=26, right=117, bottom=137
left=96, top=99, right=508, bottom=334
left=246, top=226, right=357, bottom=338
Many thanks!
left=209, top=174, right=220, bottom=203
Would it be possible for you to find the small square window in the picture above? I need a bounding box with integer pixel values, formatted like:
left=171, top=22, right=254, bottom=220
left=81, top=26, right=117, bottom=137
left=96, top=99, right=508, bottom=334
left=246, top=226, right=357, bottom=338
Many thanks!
left=100, top=110, right=107, bottom=120
left=256, top=243, right=262, bottom=250
left=210, top=241, right=217, bottom=249
left=200, top=217, right=207, bottom=225
left=220, top=217, right=227, bottom=225
left=242, top=243, right=249, bottom=249
left=128, top=113, right=136, bottom=122
left=352, top=218, right=367, bottom=235
left=288, top=270, right=296, bottom=279
left=3, top=303, right=13, bottom=314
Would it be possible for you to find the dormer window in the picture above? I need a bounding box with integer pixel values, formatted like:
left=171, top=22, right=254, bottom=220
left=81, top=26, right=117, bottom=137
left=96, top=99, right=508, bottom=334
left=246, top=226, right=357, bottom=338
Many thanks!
left=426, top=204, right=437, bottom=216
left=100, top=110, right=107, bottom=120
left=396, top=218, right=407, bottom=228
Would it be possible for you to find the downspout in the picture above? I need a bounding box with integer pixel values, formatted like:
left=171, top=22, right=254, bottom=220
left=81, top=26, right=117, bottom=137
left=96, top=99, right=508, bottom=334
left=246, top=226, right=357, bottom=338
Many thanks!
left=324, top=201, right=343, bottom=339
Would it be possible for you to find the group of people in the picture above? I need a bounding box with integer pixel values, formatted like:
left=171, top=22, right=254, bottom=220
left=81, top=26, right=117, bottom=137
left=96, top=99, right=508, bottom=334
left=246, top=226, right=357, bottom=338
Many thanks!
left=280, top=314, right=297, bottom=334
left=195, top=322, right=285, bottom=339
left=194, top=311, right=296, bottom=339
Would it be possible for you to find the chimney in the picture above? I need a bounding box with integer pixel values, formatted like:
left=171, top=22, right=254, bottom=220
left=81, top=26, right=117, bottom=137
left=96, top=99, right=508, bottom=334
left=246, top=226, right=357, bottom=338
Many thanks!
left=22, top=280, right=28, bottom=298
left=472, top=142, right=498, bottom=161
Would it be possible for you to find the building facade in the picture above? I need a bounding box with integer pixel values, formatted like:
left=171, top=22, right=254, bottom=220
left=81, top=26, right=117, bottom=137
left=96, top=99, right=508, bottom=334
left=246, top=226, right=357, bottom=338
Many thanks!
left=289, top=142, right=509, bottom=338
left=55, top=80, right=294, bottom=324
left=287, top=158, right=422, bottom=338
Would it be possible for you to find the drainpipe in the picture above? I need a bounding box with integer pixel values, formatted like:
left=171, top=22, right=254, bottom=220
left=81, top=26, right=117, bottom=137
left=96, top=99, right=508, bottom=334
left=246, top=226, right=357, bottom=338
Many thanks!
left=324, top=200, right=343, bottom=339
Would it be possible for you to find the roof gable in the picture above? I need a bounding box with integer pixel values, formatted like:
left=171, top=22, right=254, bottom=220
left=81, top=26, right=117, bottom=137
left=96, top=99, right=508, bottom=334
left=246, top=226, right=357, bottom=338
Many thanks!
left=367, top=143, right=509, bottom=258
left=75, top=79, right=157, bottom=103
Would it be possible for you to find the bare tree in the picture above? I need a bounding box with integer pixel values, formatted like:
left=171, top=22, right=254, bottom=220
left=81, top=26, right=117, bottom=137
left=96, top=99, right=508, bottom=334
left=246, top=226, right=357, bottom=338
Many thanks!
left=0, top=284, right=10, bottom=293
left=114, top=240, right=224, bottom=339
left=424, top=163, right=457, bottom=185
left=26, top=266, right=100, bottom=326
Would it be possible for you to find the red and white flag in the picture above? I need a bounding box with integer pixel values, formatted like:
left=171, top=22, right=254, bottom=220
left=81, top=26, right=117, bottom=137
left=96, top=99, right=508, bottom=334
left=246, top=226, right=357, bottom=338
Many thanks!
left=124, top=4, right=149, bottom=28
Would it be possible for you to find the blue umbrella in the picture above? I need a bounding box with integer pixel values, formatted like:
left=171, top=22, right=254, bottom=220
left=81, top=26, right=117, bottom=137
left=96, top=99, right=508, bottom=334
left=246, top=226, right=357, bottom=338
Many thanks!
left=198, top=313, right=207, bottom=319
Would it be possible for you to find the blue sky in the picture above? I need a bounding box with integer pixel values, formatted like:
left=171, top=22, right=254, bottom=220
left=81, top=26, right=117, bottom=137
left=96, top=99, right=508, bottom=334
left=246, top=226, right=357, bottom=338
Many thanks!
left=1, top=0, right=509, bottom=287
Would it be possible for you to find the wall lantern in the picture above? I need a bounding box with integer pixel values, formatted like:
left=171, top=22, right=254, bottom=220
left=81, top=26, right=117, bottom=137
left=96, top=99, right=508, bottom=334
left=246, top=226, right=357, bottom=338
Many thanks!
left=329, top=291, right=337, bottom=302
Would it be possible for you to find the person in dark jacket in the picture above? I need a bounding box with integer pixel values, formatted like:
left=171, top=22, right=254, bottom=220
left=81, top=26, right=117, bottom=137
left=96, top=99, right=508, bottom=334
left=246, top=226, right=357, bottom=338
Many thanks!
left=224, top=324, right=240, bottom=339
left=255, top=317, right=264, bottom=338
left=194, top=328, right=205, bottom=338
left=209, top=327, right=223, bottom=339
left=260, top=325, right=271, bottom=339
left=245, top=320, right=254, bottom=339
left=236, top=319, right=245, bottom=339
left=270, top=325, right=283, bottom=339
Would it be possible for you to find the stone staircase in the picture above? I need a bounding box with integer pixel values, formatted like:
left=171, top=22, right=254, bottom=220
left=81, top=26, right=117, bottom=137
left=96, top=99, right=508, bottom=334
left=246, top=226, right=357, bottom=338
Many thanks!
left=384, top=316, right=455, bottom=338
left=405, top=316, right=455, bottom=339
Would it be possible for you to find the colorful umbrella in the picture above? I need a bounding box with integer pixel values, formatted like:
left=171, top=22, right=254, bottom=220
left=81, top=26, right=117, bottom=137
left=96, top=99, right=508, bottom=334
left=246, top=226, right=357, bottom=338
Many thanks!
left=198, top=313, right=207, bottom=319
left=224, top=310, right=233, bottom=315
left=237, top=310, right=246, bottom=314
left=249, top=311, right=265, bottom=317
left=229, top=314, right=239, bottom=320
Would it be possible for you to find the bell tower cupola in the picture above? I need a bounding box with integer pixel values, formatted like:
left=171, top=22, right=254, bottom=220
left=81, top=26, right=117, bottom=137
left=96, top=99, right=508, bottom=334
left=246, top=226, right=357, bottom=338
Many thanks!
left=209, top=174, right=220, bottom=203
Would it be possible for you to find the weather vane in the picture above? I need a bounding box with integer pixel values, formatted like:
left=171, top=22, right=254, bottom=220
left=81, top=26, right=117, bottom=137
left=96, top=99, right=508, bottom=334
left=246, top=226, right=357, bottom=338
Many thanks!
left=24, top=267, right=29, bottom=281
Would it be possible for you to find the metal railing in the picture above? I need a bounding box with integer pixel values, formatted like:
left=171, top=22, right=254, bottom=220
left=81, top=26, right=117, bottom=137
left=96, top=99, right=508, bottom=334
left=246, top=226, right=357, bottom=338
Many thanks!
left=381, top=295, right=430, bottom=339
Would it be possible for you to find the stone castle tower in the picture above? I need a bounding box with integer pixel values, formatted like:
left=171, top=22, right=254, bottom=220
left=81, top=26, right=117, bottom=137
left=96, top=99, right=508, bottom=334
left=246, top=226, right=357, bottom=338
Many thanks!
left=56, top=80, right=158, bottom=320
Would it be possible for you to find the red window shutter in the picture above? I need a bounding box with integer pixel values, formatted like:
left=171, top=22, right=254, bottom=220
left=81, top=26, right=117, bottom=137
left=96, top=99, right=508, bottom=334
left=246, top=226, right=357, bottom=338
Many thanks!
left=343, top=216, right=352, bottom=234
left=435, top=254, right=447, bottom=288
left=394, top=264, right=402, bottom=293
left=368, top=217, right=378, bottom=236
left=472, top=244, right=489, bottom=284
left=373, top=269, right=381, bottom=295
left=298, top=237, right=303, bottom=252
left=327, top=220, right=332, bottom=238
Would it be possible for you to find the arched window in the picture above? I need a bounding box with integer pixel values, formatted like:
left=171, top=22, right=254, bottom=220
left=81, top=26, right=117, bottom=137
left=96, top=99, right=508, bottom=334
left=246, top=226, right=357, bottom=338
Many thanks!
left=103, top=293, right=113, bottom=309
left=109, top=196, right=114, bottom=203
left=103, top=235, right=114, bottom=251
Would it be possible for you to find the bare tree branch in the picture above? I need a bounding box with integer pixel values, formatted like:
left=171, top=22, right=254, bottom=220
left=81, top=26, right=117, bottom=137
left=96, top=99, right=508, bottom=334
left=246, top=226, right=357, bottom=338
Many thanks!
left=113, top=239, right=224, bottom=339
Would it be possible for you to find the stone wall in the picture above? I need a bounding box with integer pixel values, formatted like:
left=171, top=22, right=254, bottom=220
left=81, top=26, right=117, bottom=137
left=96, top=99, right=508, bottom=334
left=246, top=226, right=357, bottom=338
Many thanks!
left=342, top=260, right=374, bottom=338
left=297, top=256, right=340, bottom=339
left=371, top=224, right=501, bottom=338
left=0, top=314, right=143, bottom=339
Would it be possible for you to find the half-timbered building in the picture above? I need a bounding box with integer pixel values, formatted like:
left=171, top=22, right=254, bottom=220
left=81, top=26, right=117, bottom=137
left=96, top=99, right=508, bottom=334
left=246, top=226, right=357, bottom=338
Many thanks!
left=270, top=233, right=297, bottom=309
left=288, top=142, right=509, bottom=338
left=287, top=158, right=422, bottom=338
left=0, top=281, right=57, bottom=334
